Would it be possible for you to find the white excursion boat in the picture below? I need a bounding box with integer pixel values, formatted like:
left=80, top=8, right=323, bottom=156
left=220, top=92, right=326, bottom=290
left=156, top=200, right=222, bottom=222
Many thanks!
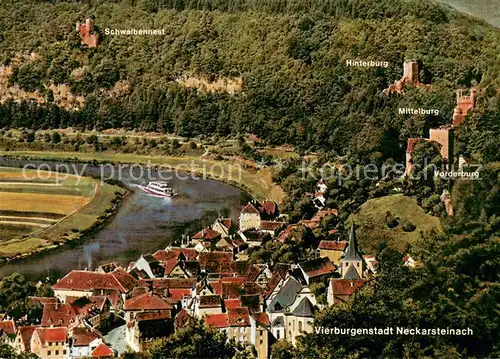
left=138, top=181, right=175, bottom=198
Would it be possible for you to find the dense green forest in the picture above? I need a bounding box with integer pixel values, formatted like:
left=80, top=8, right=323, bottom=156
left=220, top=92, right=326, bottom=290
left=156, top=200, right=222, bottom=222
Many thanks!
left=0, top=2, right=499, bottom=357
left=0, top=0, right=499, bottom=163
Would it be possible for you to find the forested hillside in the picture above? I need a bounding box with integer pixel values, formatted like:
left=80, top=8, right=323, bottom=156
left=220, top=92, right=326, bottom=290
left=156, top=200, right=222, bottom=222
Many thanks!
left=0, top=0, right=499, bottom=163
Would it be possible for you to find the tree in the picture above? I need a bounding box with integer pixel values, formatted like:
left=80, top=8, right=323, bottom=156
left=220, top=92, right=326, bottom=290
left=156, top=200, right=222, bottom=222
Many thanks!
left=51, top=131, right=61, bottom=144
left=271, top=340, right=295, bottom=359
left=0, top=344, right=38, bottom=358
left=147, top=318, right=240, bottom=359
left=0, top=273, right=51, bottom=321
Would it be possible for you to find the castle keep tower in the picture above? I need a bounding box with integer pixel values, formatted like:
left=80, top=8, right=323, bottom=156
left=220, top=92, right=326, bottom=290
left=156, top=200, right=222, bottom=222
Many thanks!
left=76, top=18, right=99, bottom=48
left=453, top=88, right=476, bottom=126
left=403, top=60, right=420, bottom=84
left=429, top=126, right=454, bottom=165
left=384, top=60, right=423, bottom=94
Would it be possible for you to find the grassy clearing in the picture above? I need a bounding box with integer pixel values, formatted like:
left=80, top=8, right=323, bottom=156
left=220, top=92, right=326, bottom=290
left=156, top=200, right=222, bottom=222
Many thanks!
left=257, top=148, right=300, bottom=159
left=0, top=224, right=38, bottom=242
left=0, top=150, right=285, bottom=203
left=0, top=237, right=49, bottom=255
left=350, top=194, right=442, bottom=254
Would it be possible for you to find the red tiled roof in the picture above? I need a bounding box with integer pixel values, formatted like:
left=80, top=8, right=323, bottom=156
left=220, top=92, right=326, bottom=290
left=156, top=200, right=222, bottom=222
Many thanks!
left=241, top=203, right=260, bottom=215
left=152, top=250, right=177, bottom=262
left=260, top=221, right=285, bottom=231
left=174, top=309, right=191, bottom=329
left=264, top=266, right=288, bottom=297
left=136, top=310, right=171, bottom=321
left=224, top=299, right=242, bottom=309
left=18, top=326, right=37, bottom=350
left=168, top=288, right=191, bottom=301
left=35, top=327, right=67, bottom=344
left=28, top=297, right=58, bottom=305
left=277, top=224, right=301, bottom=242
left=209, top=281, right=243, bottom=299
left=221, top=218, right=232, bottom=229
left=330, top=279, right=364, bottom=296
left=407, top=138, right=423, bottom=153
left=192, top=227, right=222, bottom=240
left=252, top=312, right=270, bottom=327
left=175, top=248, right=198, bottom=261
left=139, top=278, right=196, bottom=290
left=245, top=265, right=263, bottom=282
left=300, top=257, right=336, bottom=278
left=298, top=219, right=319, bottom=229
left=71, top=327, right=101, bottom=347
left=232, top=238, right=246, bottom=248
left=311, top=209, right=339, bottom=222
left=228, top=307, right=250, bottom=327
left=124, top=292, right=173, bottom=311
left=0, top=320, right=15, bottom=335
left=220, top=276, right=247, bottom=283
left=318, top=240, right=347, bottom=251
left=92, top=342, right=114, bottom=357
left=243, top=282, right=266, bottom=296
left=204, top=313, right=229, bottom=328
left=110, top=268, right=138, bottom=291
left=107, top=291, right=121, bottom=310
left=199, top=251, right=233, bottom=272
left=199, top=295, right=222, bottom=308
left=259, top=201, right=277, bottom=216
left=52, top=271, right=129, bottom=293
left=41, top=303, right=78, bottom=327
left=162, top=259, right=181, bottom=276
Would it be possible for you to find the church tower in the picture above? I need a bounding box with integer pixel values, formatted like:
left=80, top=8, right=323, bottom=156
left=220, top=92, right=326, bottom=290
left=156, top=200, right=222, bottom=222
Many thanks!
left=341, top=223, right=364, bottom=280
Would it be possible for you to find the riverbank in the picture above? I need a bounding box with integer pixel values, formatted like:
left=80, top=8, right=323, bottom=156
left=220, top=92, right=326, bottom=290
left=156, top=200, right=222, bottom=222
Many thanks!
left=0, top=150, right=285, bottom=203
left=0, top=169, right=125, bottom=264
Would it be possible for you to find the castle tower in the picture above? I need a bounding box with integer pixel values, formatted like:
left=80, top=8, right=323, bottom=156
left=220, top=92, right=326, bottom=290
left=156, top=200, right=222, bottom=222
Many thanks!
left=341, top=223, right=364, bottom=280
left=76, top=18, right=99, bottom=48
left=453, top=87, right=476, bottom=126
left=384, top=60, right=423, bottom=95
left=86, top=18, right=92, bottom=32
left=429, top=126, right=454, bottom=168
left=403, top=60, right=420, bottom=84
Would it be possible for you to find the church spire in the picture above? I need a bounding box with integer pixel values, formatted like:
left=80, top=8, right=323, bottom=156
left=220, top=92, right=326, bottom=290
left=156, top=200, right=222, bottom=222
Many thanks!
left=344, top=223, right=362, bottom=261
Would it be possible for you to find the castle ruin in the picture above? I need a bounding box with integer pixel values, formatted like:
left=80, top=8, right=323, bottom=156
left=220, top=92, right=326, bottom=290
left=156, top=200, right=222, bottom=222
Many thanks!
left=383, top=60, right=423, bottom=95
left=405, top=87, right=476, bottom=176
left=76, top=19, right=99, bottom=48
left=453, top=88, right=476, bottom=126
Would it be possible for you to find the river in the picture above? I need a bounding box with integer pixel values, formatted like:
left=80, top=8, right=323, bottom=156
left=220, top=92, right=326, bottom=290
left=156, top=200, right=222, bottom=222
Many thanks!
left=0, top=159, right=249, bottom=280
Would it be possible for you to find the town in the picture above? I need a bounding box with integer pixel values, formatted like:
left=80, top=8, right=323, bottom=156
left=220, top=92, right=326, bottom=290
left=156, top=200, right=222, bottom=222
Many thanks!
left=0, top=183, right=405, bottom=358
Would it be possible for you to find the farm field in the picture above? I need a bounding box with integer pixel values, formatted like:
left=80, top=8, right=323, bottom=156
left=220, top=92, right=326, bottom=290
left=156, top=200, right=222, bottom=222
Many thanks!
left=350, top=194, right=443, bottom=253
left=0, top=167, right=122, bottom=258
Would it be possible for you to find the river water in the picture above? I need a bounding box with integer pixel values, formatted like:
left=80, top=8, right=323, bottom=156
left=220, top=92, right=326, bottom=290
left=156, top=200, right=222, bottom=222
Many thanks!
left=0, top=159, right=248, bottom=280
